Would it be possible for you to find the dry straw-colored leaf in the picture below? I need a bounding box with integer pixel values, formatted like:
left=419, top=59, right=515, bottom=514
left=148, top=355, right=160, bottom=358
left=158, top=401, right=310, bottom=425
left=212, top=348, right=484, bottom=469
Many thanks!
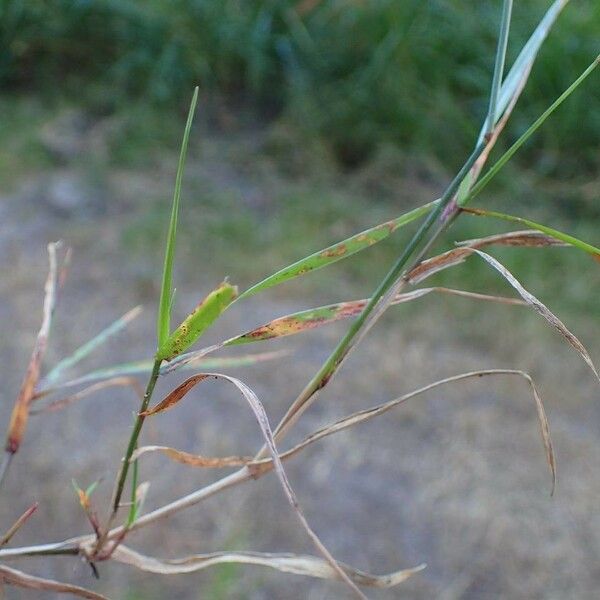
left=143, top=372, right=366, bottom=598
left=112, top=545, right=425, bottom=588
left=5, top=243, right=67, bottom=454
left=0, top=564, right=107, bottom=599
left=0, top=503, right=38, bottom=547
left=245, top=369, right=556, bottom=495
left=472, top=249, right=600, bottom=382
left=407, top=230, right=564, bottom=285
left=131, top=446, right=252, bottom=468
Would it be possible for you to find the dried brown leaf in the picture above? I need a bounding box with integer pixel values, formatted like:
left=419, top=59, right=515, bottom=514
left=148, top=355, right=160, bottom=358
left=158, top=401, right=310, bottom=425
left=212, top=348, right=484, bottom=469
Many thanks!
left=407, top=248, right=472, bottom=285
left=5, top=243, right=67, bottom=454
left=142, top=372, right=366, bottom=598
left=458, top=229, right=567, bottom=248
left=0, top=504, right=38, bottom=547
left=472, top=249, right=600, bottom=382
left=139, top=375, right=210, bottom=416
left=0, top=564, right=107, bottom=599
left=248, top=369, right=555, bottom=494
left=112, top=545, right=425, bottom=588
left=131, top=446, right=252, bottom=468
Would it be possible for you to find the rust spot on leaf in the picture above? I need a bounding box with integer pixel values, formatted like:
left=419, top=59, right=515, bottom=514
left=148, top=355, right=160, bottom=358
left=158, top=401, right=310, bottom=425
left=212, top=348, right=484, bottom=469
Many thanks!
left=320, top=244, right=347, bottom=258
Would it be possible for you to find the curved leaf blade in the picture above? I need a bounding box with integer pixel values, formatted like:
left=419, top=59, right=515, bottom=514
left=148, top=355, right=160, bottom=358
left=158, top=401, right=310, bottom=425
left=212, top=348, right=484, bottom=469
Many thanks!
left=472, top=249, right=599, bottom=382
left=142, top=372, right=367, bottom=597
left=237, top=200, right=437, bottom=300
left=113, top=545, right=425, bottom=588
left=463, top=208, right=600, bottom=258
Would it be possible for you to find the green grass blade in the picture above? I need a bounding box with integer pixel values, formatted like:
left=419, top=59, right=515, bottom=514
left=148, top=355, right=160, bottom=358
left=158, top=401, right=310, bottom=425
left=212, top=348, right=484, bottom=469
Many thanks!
left=491, top=0, right=569, bottom=136
left=156, top=281, right=238, bottom=361
left=465, top=55, right=599, bottom=204
left=43, top=306, right=143, bottom=386
left=237, top=200, right=438, bottom=300
left=37, top=352, right=285, bottom=393
left=484, top=0, right=513, bottom=136
left=463, top=208, right=600, bottom=258
left=157, top=86, right=199, bottom=349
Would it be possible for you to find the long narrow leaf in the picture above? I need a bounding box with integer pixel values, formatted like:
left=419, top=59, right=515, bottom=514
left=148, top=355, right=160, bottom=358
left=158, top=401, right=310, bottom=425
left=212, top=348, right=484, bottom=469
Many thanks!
left=113, top=545, right=425, bottom=587
left=31, top=377, right=144, bottom=415
left=489, top=0, right=569, bottom=136
left=237, top=200, right=437, bottom=300
left=472, top=249, right=599, bottom=382
left=4, top=243, right=66, bottom=455
left=0, top=565, right=107, bottom=599
left=43, top=306, right=143, bottom=386
left=226, top=288, right=524, bottom=346
left=142, top=373, right=368, bottom=598
left=462, top=208, right=600, bottom=258
left=484, top=0, right=513, bottom=135
left=131, top=446, right=251, bottom=468
left=466, top=55, right=599, bottom=204
left=157, top=87, right=199, bottom=348
left=249, top=369, right=555, bottom=495
left=35, top=351, right=286, bottom=396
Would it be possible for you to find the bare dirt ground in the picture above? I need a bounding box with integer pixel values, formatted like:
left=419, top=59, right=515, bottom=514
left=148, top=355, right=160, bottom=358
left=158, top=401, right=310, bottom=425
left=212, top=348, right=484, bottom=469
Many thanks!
left=1, top=153, right=599, bottom=599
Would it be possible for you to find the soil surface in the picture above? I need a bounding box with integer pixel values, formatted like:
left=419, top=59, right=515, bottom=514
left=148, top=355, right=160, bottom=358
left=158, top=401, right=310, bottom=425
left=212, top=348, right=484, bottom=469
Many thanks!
left=1, top=157, right=599, bottom=599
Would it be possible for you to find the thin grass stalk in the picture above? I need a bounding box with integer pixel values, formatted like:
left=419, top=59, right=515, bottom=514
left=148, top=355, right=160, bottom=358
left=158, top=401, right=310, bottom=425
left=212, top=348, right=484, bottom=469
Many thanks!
left=110, top=359, right=161, bottom=517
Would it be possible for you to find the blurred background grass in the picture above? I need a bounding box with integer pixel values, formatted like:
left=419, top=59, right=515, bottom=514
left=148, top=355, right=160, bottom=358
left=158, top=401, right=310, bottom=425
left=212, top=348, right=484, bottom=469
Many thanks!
left=1, top=0, right=599, bottom=175
left=1, top=1, right=600, bottom=598
left=1, top=0, right=598, bottom=314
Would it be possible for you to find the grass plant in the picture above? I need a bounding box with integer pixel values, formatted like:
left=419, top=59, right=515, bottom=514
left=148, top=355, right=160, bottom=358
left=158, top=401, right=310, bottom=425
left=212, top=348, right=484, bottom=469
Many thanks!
left=0, top=2, right=598, bottom=598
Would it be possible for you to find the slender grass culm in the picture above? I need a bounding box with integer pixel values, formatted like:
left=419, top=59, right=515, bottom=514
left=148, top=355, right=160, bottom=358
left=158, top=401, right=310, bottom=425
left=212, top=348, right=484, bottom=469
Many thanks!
left=0, top=1, right=598, bottom=598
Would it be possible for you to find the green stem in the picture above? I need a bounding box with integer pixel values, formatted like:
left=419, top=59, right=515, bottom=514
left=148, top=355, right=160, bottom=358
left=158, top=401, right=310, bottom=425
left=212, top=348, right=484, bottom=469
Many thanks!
left=126, top=447, right=140, bottom=526
left=111, top=359, right=161, bottom=516
left=268, top=141, right=487, bottom=446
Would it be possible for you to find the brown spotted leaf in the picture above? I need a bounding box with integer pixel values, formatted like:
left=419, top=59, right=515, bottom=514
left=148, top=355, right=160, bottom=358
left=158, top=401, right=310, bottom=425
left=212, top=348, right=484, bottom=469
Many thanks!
left=226, top=287, right=524, bottom=346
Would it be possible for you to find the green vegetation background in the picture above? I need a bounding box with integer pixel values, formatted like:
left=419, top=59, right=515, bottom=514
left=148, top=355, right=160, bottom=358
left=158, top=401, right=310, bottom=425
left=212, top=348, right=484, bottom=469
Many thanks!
left=1, top=0, right=598, bottom=317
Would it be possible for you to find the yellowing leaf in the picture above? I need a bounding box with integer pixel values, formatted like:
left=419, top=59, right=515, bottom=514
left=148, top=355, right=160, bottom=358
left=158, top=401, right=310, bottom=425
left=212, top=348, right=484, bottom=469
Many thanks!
left=157, top=282, right=238, bottom=361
